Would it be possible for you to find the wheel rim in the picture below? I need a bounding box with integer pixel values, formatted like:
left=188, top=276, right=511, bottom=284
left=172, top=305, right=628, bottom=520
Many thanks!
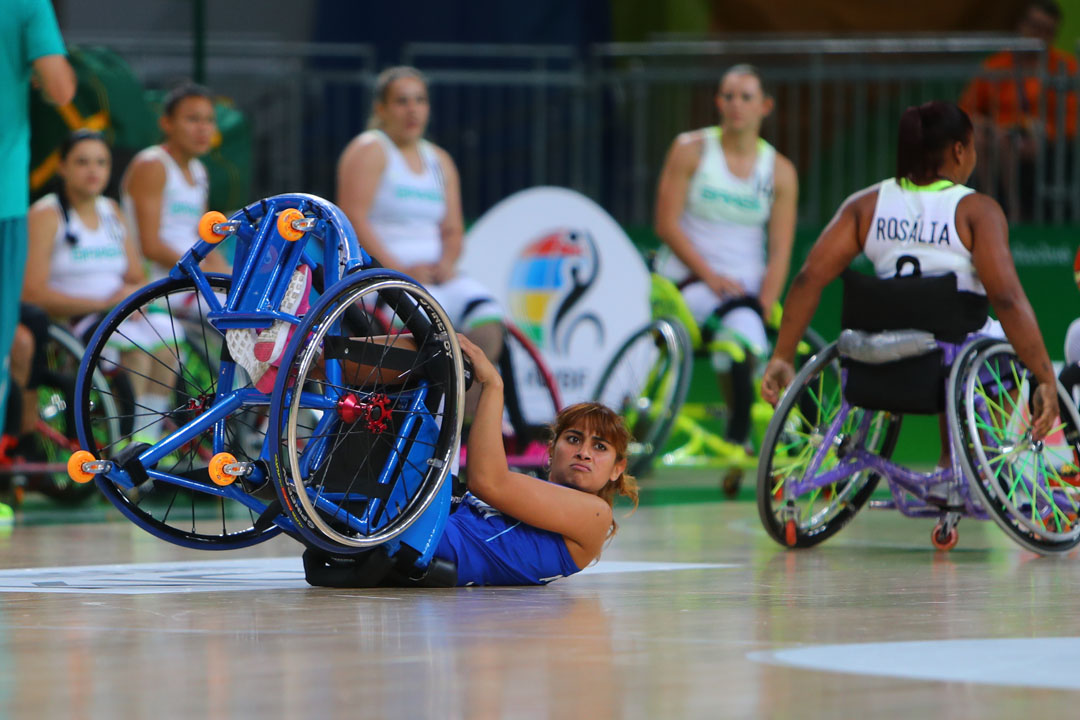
left=77, top=275, right=282, bottom=548
left=962, top=343, right=1080, bottom=545
left=760, top=344, right=896, bottom=539
left=278, top=276, right=463, bottom=549
left=593, top=318, right=690, bottom=472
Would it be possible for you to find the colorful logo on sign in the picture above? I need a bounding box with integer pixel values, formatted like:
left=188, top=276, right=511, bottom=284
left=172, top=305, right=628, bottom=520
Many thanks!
left=508, top=228, right=602, bottom=354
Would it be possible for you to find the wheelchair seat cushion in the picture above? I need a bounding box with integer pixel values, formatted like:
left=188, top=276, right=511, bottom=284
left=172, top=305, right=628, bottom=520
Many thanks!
left=842, top=350, right=946, bottom=414
left=841, top=270, right=988, bottom=343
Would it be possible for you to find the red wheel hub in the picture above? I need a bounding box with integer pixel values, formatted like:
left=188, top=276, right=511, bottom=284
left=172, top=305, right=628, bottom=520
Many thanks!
left=338, top=393, right=391, bottom=434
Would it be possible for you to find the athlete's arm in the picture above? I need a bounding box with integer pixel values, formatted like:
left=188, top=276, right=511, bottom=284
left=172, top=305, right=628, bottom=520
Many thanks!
left=32, top=54, right=75, bottom=106
left=433, top=147, right=463, bottom=284
left=124, top=157, right=183, bottom=269
left=337, top=135, right=406, bottom=273
left=111, top=198, right=147, bottom=289
left=654, top=133, right=744, bottom=297
left=964, top=193, right=1058, bottom=437
left=459, top=336, right=612, bottom=568
left=759, top=154, right=799, bottom=313
left=761, top=190, right=869, bottom=405
left=22, top=201, right=120, bottom=317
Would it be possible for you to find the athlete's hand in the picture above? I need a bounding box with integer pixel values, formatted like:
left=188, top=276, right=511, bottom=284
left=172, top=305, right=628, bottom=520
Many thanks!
left=761, top=357, right=795, bottom=407
left=704, top=272, right=744, bottom=300
left=103, top=283, right=142, bottom=310
left=432, top=260, right=456, bottom=285
left=458, top=334, right=501, bottom=388
left=404, top=263, right=438, bottom=284
left=1030, top=381, right=1060, bottom=441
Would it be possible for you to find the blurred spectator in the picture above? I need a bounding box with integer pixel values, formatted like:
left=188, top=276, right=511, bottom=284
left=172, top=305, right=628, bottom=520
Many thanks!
left=0, top=0, right=75, bottom=474
left=960, top=0, right=1077, bottom=222
left=121, top=81, right=228, bottom=279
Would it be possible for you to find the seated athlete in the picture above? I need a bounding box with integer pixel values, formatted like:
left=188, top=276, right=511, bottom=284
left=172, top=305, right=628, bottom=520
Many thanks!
left=25, top=129, right=178, bottom=444
left=654, top=64, right=798, bottom=454
left=435, top=336, right=638, bottom=585
left=761, top=100, right=1058, bottom=450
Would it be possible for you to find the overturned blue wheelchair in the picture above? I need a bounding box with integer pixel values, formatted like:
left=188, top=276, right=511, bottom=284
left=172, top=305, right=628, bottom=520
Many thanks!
left=757, top=270, right=1080, bottom=555
left=68, top=194, right=467, bottom=586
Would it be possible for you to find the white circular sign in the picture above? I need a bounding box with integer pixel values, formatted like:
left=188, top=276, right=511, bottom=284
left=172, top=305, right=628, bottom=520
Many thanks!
left=462, top=187, right=651, bottom=423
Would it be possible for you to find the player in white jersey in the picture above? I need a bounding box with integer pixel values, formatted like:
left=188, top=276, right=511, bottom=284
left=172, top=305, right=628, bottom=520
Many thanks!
left=763, top=101, right=1059, bottom=458
left=654, top=64, right=799, bottom=447
left=121, top=82, right=228, bottom=278
left=24, top=130, right=178, bottom=444
left=337, top=66, right=504, bottom=413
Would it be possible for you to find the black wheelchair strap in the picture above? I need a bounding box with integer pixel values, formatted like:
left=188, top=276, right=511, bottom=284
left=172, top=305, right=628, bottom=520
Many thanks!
left=112, top=441, right=152, bottom=486
left=302, top=546, right=458, bottom=588
left=323, top=336, right=423, bottom=371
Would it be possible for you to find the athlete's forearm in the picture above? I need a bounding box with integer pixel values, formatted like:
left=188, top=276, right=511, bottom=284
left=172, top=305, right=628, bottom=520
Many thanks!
left=22, top=287, right=111, bottom=319
left=464, top=376, right=510, bottom=497
left=351, top=217, right=404, bottom=272
left=992, top=292, right=1057, bottom=386
left=657, top=225, right=721, bottom=284
left=772, top=268, right=822, bottom=363
left=758, top=262, right=788, bottom=312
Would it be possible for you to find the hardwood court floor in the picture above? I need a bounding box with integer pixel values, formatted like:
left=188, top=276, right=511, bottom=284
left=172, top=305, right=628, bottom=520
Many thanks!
left=1, top=496, right=1078, bottom=719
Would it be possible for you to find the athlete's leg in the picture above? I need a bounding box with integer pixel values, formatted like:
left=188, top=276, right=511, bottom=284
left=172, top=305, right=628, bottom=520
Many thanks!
left=0, top=218, right=29, bottom=430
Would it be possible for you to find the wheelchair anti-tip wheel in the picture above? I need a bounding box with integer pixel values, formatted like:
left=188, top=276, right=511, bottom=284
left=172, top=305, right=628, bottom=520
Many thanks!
left=949, top=340, right=1080, bottom=554
left=267, top=270, right=464, bottom=554
left=22, top=324, right=121, bottom=505
left=757, top=342, right=902, bottom=548
left=75, top=274, right=287, bottom=549
left=591, top=316, right=693, bottom=477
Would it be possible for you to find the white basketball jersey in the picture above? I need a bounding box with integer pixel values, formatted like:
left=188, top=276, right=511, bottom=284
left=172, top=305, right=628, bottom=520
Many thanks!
left=45, top=194, right=128, bottom=303
left=657, top=127, right=775, bottom=293
left=864, top=178, right=982, bottom=294
left=122, top=145, right=208, bottom=277
left=366, top=130, right=446, bottom=267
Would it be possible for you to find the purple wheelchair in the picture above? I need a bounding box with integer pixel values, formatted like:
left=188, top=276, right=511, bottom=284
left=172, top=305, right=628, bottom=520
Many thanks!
left=757, top=271, right=1080, bottom=555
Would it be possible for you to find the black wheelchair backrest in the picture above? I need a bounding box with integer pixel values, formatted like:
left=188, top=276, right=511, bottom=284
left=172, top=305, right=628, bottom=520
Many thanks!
left=840, top=270, right=988, bottom=343
left=839, top=270, right=988, bottom=415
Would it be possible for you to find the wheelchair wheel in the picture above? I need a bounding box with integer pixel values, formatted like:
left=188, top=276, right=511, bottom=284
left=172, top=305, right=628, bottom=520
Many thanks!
left=757, top=342, right=902, bottom=548
left=76, top=274, right=283, bottom=550
left=592, top=317, right=692, bottom=477
left=501, top=322, right=561, bottom=459
left=24, top=324, right=120, bottom=504
left=268, top=271, right=464, bottom=554
left=950, top=341, right=1080, bottom=554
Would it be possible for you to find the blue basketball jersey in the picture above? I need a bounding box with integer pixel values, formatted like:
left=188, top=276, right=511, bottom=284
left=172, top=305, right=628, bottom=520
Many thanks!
left=435, top=493, right=581, bottom=586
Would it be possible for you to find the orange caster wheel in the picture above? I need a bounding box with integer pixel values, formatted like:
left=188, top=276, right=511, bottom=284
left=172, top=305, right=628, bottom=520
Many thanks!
left=67, top=450, right=97, bottom=484
left=276, top=208, right=305, bottom=241
left=931, top=524, right=958, bottom=551
left=784, top=519, right=798, bottom=547
left=198, top=210, right=229, bottom=244
left=209, top=452, right=238, bottom=486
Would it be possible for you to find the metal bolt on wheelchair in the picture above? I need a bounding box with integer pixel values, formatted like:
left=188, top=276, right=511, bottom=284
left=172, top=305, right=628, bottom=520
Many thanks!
left=757, top=271, right=1080, bottom=555
left=67, top=194, right=467, bottom=585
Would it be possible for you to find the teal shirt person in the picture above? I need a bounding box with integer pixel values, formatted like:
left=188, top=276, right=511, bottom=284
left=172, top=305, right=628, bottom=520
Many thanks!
left=0, top=0, right=70, bottom=454
left=1, top=0, right=67, bottom=219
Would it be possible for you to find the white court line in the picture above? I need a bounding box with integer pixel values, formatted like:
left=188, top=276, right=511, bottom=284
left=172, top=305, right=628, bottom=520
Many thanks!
left=749, top=638, right=1080, bottom=691
left=0, top=557, right=736, bottom=594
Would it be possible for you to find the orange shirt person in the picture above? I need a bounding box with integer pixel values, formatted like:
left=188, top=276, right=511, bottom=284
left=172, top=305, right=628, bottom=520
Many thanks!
left=960, top=0, right=1078, bottom=141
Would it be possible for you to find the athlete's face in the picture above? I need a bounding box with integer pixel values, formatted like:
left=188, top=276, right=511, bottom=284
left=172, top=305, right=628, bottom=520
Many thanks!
left=548, top=424, right=626, bottom=495
left=161, top=96, right=217, bottom=157
left=376, top=77, right=430, bottom=143
left=716, top=72, right=773, bottom=134
left=59, top=139, right=111, bottom=199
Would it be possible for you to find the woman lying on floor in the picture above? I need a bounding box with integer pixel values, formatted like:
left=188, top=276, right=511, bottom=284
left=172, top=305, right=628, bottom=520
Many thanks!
left=304, top=334, right=638, bottom=587
left=439, top=336, right=638, bottom=585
